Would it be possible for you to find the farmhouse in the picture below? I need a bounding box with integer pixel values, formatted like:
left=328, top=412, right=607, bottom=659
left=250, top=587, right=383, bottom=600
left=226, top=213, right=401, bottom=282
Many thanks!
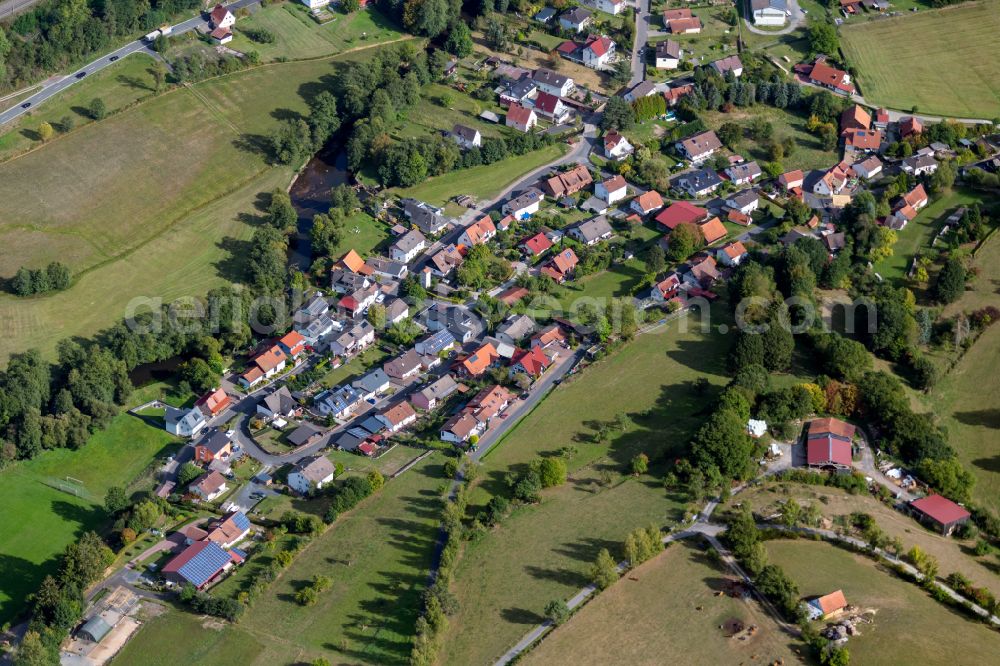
left=604, top=131, right=634, bottom=161
left=805, top=590, right=848, bottom=620
left=655, top=40, right=682, bottom=69
left=544, top=164, right=593, bottom=197
left=677, top=130, right=722, bottom=163
left=805, top=417, right=855, bottom=472
left=909, top=494, right=971, bottom=536
left=843, top=128, right=882, bottom=154
left=288, top=456, right=335, bottom=495
left=751, top=0, right=787, bottom=26
left=840, top=104, right=871, bottom=133
left=505, top=103, right=538, bottom=132
left=451, top=124, right=482, bottom=150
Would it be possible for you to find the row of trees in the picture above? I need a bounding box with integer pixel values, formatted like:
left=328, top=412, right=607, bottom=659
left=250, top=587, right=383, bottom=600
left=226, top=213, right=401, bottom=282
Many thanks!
left=7, top=262, right=71, bottom=296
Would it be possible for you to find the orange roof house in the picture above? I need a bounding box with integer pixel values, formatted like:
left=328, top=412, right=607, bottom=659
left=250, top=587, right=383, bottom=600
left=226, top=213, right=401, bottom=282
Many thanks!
left=843, top=128, right=882, bottom=152
left=808, top=57, right=855, bottom=94
left=531, top=324, right=567, bottom=348
left=195, top=387, right=230, bottom=418
left=902, top=183, right=928, bottom=210
left=655, top=201, right=708, bottom=230
left=900, top=116, right=923, bottom=137
left=632, top=190, right=664, bottom=215
left=337, top=249, right=372, bottom=275
left=456, top=343, right=500, bottom=377
left=278, top=330, right=306, bottom=357
left=510, top=346, right=552, bottom=378
left=806, top=590, right=848, bottom=619
left=698, top=216, right=727, bottom=245
left=543, top=165, right=593, bottom=197
left=777, top=170, right=804, bottom=191
left=542, top=247, right=579, bottom=283
left=840, top=104, right=871, bottom=133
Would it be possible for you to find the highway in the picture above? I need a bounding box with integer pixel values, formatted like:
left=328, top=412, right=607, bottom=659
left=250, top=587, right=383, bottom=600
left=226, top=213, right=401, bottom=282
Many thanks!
left=0, top=0, right=259, bottom=126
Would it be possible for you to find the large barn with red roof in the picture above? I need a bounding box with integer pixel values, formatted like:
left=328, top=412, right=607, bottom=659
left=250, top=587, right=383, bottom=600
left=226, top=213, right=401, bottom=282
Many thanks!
left=805, top=417, right=855, bottom=471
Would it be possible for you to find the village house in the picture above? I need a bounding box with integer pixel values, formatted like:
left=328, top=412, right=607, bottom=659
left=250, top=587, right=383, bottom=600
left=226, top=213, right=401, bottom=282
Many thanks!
left=725, top=161, right=762, bottom=185
left=710, top=55, right=743, bottom=78
left=441, top=384, right=514, bottom=443
left=315, top=385, right=366, bottom=420
left=873, top=107, right=889, bottom=130
left=329, top=320, right=375, bottom=357
left=542, top=247, right=579, bottom=283
left=389, top=229, right=427, bottom=264
left=624, top=80, right=658, bottom=103
left=823, top=232, right=846, bottom=254
left=455, top=342, right=501, bottom=378
left=899, top=116, right=923, bottom=138
left=901, top=153, right=938, bottom=176
left=458, top=215, right=498, bottom=246
left=293, top=294, right=330, bottom=327
left=717, top=240, right=749, bottom=267
left=257, top=386, right=297, bottom=421
left=650, top=273, right=681, bottom=302
left=805, top=417, right=855, bottom=472
left=544, top=164, right=593, bottom=197
left=366, top=257, right=407, bottom=281
left=777, top=169, right=804, bottom=191
left=664, top=83, right=694, bottom=106
left=298, top=313, right=337, bottom=347
left=451, top=124, right=482, bottom=150
left=595, top=175, right=627, bottom=204
left=496, top=314, right=537, bottom=346
left=377, top=401, right=418, bottom=433
left=338, top=284, right=378, bottom=318
left=684, top=254, right=720, bottom=288
left=403, top=199, right=450, bottom=236
left=510, top=346, right=553, bottom=380
left=840, top=104, right=871, bottom=134
left=843, top=128, right=882, bottom=154
left=656, top=200, right=709, bottom=230
left=429, top=244, right=464, bottom=277
left=583, top=0, right=626, bottom=14
left=805, top=590, right=848, bottom=620
left=813, top=163, right=851, bottom=197
left=193, top=430, right=232, bottom=465
left=604, top=130, right=634, bottom=161
left=385, top=298, right=409, bottom=325
left=415, top=329, right=457, bottom=356
left=505, top=103, right=538, bottom=133
left=383, top=349, right=425, bottom=381
left=698, top=216, right=728, bottom=245
left=288, top=456, right=335, bottom=495
left=850, top=155, right=883, bottom=180
left=335, top=248, right=372, bottom=275
left=533, top=91, right=571, bottom=123
left=751, top=0, right=787, bottom=26
left=411, top=374, right=460, bottom=411
left=203, top=511, right=251, bottom=549
left=498, top=285, right=530, bottom=307
left=503, top=188, right=544, bottom=219
left=663, top=8, right=702, bottom=33
left=165, top=406, right=207, bottom=439
left=352, top=369, right=392, bottom=401
left=421, top=303, right=478, bottom=343
left=582, top=35, right=615, bottom=69
left=568, top=216, right=614, bottom=245
left=532, top=67, right=575, bottom=97
left=190, top=470, right=228, bottom=501
left=631, top=190, right=664, bottom=216
left=531, top=323, right=567, bottom=349
left=726, top=189, right=760, bottom=216
left=806, top=56, right=855, bottom=95
left=162, top=540, right=242, bottom=590
left=209, top=4, right=235, bottom=38
left=440, top=412, right=480, bottom=444
left=287, top=422, right=325, bottom=448
left=909, top=494, right=971, bottom=536
left=676, top=168, right=723, bottom=197
left=521, top=231, right=554, bottom=258
left=677, top=130, right=722, bottom=163
left=278, top=330, right=306, bottom=359
left=655, top=39, right=682, bottom=69
left=499, top=76, right=537, bottom=108
left=534, top=6, right=557, bottom=22
left=330, top=268, right=371, bottom=295
left=559, top=7, right=593, bottom=33
left=194, top=387, right=230, bottom=420
left=239, top=345, right=287, bottom=389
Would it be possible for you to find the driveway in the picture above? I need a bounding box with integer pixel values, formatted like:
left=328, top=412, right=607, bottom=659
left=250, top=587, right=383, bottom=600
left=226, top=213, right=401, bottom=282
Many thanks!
left=742, top=0, right=804, bottom=36
left=0, top=0, right=260, bottom=125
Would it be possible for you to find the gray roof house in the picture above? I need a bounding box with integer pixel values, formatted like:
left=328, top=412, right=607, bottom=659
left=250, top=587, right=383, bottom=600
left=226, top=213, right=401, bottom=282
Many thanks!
left=292, top=294, right=330, bottom=327
left=415, top=329, right=457, bottom=356
left=352, top=368, right=392, bottom=398
left=567, top=216, right=614, bottom=245
left=496, top=314, right=536, bottom=345
left=288, top=455, right=335, bottom=494
left=412, top=374, right=460, bottom=411
left=287, top=422, right=325, bottom=447
left=366, top=257, right=408, bottom=280
left=451, top=124, right=482, bottom=150
left=403, top=199, right=450, bottom=236
left=257, top=386, right=296, bottom=419
left=559, top=7, right=592, bottom=32
left=165, top=406, right=207, bottom=438
left=298, top=314, right=338, bottom=346
left=389, top=229, right=427, bottom=263
left=315, top=385, right=366, bottom=419
left=383, top=348, right=424, bottom=380
left=675, top=168, right=723, bottom=196
left=385, top=297, right=409, bottom=324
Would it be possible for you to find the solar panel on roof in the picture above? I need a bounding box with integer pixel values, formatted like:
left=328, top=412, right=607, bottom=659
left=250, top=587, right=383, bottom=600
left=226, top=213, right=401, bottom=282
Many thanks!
left=177, top=542, right=232, bottom=587
left=231, top=512, right=251, bottom=531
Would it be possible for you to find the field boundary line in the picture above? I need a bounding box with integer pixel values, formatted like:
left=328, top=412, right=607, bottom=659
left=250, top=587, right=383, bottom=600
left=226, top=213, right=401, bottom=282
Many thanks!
left=182, top=84, right=243, bottom=135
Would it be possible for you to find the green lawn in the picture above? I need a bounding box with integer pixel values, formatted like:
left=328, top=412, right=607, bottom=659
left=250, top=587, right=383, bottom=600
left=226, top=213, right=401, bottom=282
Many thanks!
left=118, top=454, right=447, bottom=665
left=873, top=187, right=985, bottom=286
left=318, top=346, right=389, bottom=389
left=441, top=312, right=733, bottom=663
left=667, top=5, right=740, bottom=64
left=0, top=411, right=180, bottom=624
left=524, top=543, right=800, bottom=665
left=840, top=1, right=1000, bottom=118
left=395, top=83, right=506, bottom=141
left=701, top=104, right=839, bottom=173
left=766, top=539, right=1000, bottom=664
left=229, top=4, right=405, bottom=62
left=0, top=53, right=160, bottom=162
left=392, top=143, right=569, bottom=206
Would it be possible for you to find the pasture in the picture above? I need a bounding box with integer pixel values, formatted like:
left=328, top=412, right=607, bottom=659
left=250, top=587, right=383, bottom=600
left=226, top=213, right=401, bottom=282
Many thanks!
left=840, top=2, right=1000, bottom=119
left=440, top=312, right=733, bottom=664
left=766, top=539, right=1000, bottom=664
left=524, top=543, right=799, bottom=665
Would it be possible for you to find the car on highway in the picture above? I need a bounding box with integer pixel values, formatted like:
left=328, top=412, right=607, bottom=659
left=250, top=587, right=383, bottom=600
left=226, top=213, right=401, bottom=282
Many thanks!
left=75, top=71, right=87, bottom=78
left=20, top=102, right=30, bottom=109
left=109, top=55, right=119, bottom=62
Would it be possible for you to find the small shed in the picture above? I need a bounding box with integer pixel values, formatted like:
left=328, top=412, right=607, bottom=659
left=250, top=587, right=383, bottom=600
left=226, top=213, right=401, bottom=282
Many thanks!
left=79, top=613, right=115, bottom=643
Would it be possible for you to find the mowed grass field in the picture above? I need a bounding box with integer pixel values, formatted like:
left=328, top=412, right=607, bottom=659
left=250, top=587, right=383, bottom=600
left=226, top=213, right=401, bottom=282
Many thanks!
left=924, top=233, right=1000, bottom=513
left=524, top=543, right=800, bottom=666
left=116, top=455, right=446, bottom=665
left=440, top=313, right=733, bottom=664
left=840, top=2, right=1000, bottom=118
left=0, top=41, right=421, bottom=363
left=229, top=3, right=404, bottom=62
left=766, top=539, right=1000, bottom=664
left=0, top=412, right=180, bottom=624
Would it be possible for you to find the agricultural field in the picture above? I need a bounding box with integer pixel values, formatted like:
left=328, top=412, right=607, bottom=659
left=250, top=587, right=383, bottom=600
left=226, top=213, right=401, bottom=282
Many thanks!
left=701, top=104, right=840, bottom=173
left=392, top=143, right=568, bottom=206
left=0, top=411, right=180, bottom=625
left=0, top=54, right=161, bottom=162
left=524, top=542, right=800, bottom=665
left=840, top=2, right=1000, bottom=119
left=766, top=539, right=1000, bottom=664
left=117, top=454, right=447, bottom=665
left=0, top=41, right=421, bottom=363
left=723, top=481, right=999, bottom=595
left=440, top=313, right=733, bottom=664
left=924, top=233, right=1000, bottom=514
left=228, top=3, right=405, bottom=62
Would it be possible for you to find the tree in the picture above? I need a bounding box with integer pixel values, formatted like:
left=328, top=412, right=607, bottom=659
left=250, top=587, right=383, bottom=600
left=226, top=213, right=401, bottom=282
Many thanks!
left=180, top=357, right=219, bottom=393
left=934, top=258, right=966, bottom=303
left=14, top=630, right=51, bottom=666
left=485, top=14, right=509, bottom=50
left=808, top=21, right=839, bottom=55
left=296, top=586, right=319, bottom=605
left=600, top=96, right=635, bottom=131
left=589, top=548, right=620, bottom=590
left=717, top=121, right=742, bottom=149
left=178, top=462, right=205, bottom=486
left=536, top=457, right=567, bottom=488
left=609, top=59, right=631, bottom=88
left=630, top=452, right=649, bottom=476
left=104, top=486, right=128, bottom=515
left=341, top=0, right=360, bottom=11
left=367, top=469, right=385, bottom=492
left=38, top=122, right=54, bottom=142
left=270, top=118, right=312, bottom=165
left=544, top=599, right=570, bottom=625
left=267, top=189, right=298, bottom=231
left=820, top=334, right=871, bottom=382
left=307, top=90, right=341, bottom=147
left=667, top=222, right=702, bottom=262
left=59, top=115, right=74, bottom=132
left=444, top=20, right=473, bottom=57
left=367, top=302, right=386, bottom=329
left=89, top=97, right=107, bottom=120
left=761, top=320, right=794, bottom=372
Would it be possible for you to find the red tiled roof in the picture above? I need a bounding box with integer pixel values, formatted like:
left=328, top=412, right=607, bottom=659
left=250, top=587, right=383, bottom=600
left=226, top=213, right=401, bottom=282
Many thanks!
left=549, top=247, right=579, bottom=275
left=279, top=330, right=306, bottom=354
left=557, top=40, right=578, bottom=54
left=699, top=216, right=727, bottom=244
left=813, top=590, right=848, bottom=616
left=507, top=103, right=535, bottom=127
left=634, top=190, right=663, bottom=213
left=666, top=17, right=702, bottom=32
left=585, top=35, right=613, bottom=57
left=911, top=494, right=971, bottom=525
left=778, top=170, right=804, bottom=189
left=210, top=4, right=231, bottom=24
left=511, top=346, right=552, bottom=377
left=900, top=116, right=923, bottom=136
left=195, top=387, right=230, bottom=417
left=807, top=436, right=852, bottom=467
left=662, top=8, right=692, bottom=19
left=463, top=216, right=497, bottom=245
left=338, top=249, right=366, bottom=273
left=902, top=184, right=927, bottom=208
left=840, top=104, right=871, bottom=132
left=808, top=417, right=856, bottom=439
left=255, top=346, right=287, bottom=373
left=844, top=128, right=882, bottom=150
left=655, top=201, right=708, bottom=230
left=809, top=59, right=855, bottom=93
left=458, top=343, right=499, bottom=376
left=498, top=286, right=529, bottom=306
left=721, top=241, right=747, bottom=260
left=727, top=209, right=751, bottom=225
left=522, top=232, right=553, bottom=256
left=535, top=91, right=562, bottom=115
